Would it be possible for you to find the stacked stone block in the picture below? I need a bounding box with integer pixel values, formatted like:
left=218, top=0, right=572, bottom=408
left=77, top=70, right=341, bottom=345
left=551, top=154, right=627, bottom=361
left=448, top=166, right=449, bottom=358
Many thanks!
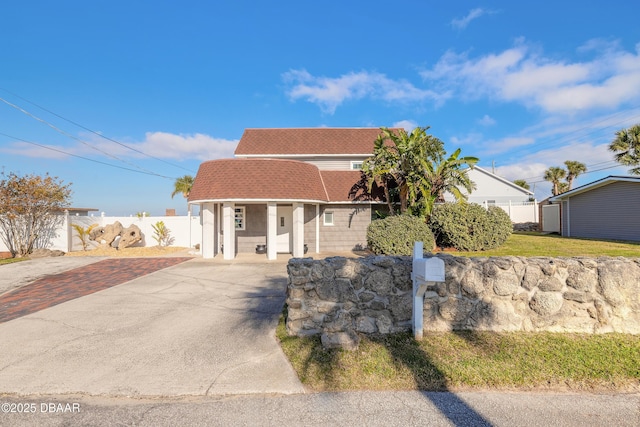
left=286, top=255, right=640, bottom=348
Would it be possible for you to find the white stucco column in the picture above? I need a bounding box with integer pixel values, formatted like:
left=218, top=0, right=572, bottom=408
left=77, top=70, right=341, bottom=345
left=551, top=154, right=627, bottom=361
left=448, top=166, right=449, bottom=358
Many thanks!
left=315, top=204, right=320, bottom=254
left=267, top=202, right=277, bottom=260
left=216, top=203, right=221, bottom=254
left=222, top=202, right=235, bottom=260
left=202, top=202, right=215, bottom=259
left=292, top=203, right=304, bottom=257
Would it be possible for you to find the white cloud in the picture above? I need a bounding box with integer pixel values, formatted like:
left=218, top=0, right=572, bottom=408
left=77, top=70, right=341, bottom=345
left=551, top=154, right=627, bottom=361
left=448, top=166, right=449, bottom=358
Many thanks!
left=2, top=132, right=238, bottom=162
left=0, top=141, right=69, bottom=159
left=481, top=137, right=535, bottom=155
left=494, top=142, right=626, bottom=199
left=448, top=132, right=534, bottom=156
left=451, top=8, right=493, bottom=30
left=477, top=115, right=496, bottom=126
left=135, top=132, right=237, bottom=161
left=450, top=132, right=484, bottom=147
left=420, top=39, right=640, bottom=114
left=283, top=69, right=446, bottom=114
left=392, top=120, right=418, bottom=131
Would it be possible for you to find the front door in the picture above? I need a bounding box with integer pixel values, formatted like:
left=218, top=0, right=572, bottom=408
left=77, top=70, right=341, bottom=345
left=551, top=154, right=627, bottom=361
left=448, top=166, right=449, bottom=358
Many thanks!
left=276, top=206, right=293, bottom=253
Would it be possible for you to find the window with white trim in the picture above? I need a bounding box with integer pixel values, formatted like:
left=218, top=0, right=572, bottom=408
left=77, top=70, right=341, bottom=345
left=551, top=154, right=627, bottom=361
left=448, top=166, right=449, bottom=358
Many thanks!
left=234, top=207, right=245, bottom=230
left=323, top=210, right=334, bottom=226
left=351, top=161, right=363, bottom=170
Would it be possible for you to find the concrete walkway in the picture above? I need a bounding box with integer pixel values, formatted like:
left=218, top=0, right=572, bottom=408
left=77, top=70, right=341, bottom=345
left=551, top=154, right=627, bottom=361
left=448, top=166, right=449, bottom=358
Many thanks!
left=0, top=257, right=304, bottom=396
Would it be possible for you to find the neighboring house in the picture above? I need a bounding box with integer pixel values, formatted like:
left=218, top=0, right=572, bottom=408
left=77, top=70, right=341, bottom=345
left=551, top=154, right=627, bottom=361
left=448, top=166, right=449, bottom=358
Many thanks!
left=450, top=167, right=534, bottom=204
left=451, top=167, right=538, bottom=224
left=189, top=128, right=539, bottom=260
left=60, top=207, right=100, bottom=217
left=549, top=175, right=640, bottom=241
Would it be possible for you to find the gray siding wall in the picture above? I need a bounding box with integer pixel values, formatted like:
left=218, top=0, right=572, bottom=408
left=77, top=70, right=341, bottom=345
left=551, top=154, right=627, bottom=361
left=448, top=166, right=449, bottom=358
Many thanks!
left=235, top=204, right=267, bottom=252
left=562, top=201, right=568, bottom=236
left=565, top=182, right=640, bottom=241
left=304, top=204, right=318, bottom=252
left=227, top=203, right=372, bottom=253
left=246, top=156, right=367, bottom=171
left=319, top=204, right=371, bottom=251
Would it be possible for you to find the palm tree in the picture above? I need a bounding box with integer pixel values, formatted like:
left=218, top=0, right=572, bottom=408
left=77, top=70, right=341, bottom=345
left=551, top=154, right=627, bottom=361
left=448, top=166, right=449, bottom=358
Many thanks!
left=361, top=126, right=477, bottom=218
left=171, top=175, right=194, bottom=199
left=362, top=135, right=398, bottom=215
left=609, top=124, right=640, bottom=175
left=513, top=179, right=530, bottom=190
left=564, top=160, right=587, bottom=190
left=544, top=167, right=567, bottom=196
left=363, top=127, right=442, bottom=214
left=420, top=148, right=478, bottom=217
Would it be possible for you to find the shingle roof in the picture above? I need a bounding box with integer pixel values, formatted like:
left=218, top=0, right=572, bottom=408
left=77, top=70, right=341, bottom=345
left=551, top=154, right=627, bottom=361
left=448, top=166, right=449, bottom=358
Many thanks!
left=320, top=171, right=366, bottom=202
left=234, top=128, right=391, bottom=156
left=188, top=158, right=329, bottom=202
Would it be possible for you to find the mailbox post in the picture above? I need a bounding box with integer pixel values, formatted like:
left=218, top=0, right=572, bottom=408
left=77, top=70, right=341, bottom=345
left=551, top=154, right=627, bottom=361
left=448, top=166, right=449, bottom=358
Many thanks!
left=411, top=241, right=445, bottom=340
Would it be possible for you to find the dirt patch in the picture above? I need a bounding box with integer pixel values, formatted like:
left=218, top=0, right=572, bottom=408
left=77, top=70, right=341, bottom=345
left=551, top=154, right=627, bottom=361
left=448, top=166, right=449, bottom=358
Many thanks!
left=65, top=246, right=191, bottom=258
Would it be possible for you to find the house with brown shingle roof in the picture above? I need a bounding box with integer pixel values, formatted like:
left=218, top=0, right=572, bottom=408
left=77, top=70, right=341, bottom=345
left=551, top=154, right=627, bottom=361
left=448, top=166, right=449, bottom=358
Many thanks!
left=189, top=128, right=385, bottom=259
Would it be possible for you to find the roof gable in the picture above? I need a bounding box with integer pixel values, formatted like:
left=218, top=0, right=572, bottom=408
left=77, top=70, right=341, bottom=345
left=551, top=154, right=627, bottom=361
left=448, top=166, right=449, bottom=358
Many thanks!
left=550, top=175, right=640, bottom=201
left=234, top=128, right=393, bottom=156
left=471, top=166, right=534, bottom=195
left=320, top=170, right=367, bottom=202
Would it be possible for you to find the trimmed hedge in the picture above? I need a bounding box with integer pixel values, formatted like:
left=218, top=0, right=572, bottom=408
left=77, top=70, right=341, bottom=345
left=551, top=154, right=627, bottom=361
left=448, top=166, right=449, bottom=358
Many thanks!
left=367, top=215, right=435, bottom=256
left=429, top=203, right=512, bottom=251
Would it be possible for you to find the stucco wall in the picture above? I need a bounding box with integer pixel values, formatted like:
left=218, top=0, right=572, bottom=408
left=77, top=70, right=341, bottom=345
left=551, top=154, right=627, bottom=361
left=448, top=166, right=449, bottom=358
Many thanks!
left=0, top=214, right=203, bottom=254
left=286, top=255, right=640, bottom=345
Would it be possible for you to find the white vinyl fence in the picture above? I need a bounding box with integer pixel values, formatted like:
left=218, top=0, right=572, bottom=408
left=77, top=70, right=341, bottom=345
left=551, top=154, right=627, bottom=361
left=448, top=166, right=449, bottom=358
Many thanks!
left=542, top=204, right=561, bottom=233
left=0, top=212, right=203, bottom=254
left=483, top=200, right=539, bottom=223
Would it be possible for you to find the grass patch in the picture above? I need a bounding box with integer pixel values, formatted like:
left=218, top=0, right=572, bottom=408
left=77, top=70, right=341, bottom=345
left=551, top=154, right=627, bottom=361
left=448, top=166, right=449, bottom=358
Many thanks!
left=0, top=257, right=25, bottom=265
left=277, top=319, right=640, bottom=392
left=448, top=232, right=640, bottom=257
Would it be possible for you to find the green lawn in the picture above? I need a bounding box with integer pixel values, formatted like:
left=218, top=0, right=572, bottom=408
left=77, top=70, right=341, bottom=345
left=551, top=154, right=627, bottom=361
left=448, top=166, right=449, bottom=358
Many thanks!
left=446, top=232, right=640, bottom=258
left=277, top=323, right=640, bottom=392
left=280, top=232, right=640, bottom=392
left=0, top=257, right=24, bottom=265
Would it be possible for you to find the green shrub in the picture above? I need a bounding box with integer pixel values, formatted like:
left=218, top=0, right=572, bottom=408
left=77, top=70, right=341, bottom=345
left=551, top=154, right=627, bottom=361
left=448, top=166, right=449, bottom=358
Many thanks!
left=429, top=203, right=512, bottom=251
left=367, top=215, right=435, bottom=255
left=485, top=206, right=513, bottom=249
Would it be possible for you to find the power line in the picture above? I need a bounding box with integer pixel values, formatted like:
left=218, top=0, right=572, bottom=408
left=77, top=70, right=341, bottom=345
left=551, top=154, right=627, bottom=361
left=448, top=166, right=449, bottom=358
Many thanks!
left=0, top=131, right=176, bottom=179
left=501, top=109, right=640, bottom=180
left=0, top=88, right=194, bottom=173
left=0, top=96, right=172, bottom=177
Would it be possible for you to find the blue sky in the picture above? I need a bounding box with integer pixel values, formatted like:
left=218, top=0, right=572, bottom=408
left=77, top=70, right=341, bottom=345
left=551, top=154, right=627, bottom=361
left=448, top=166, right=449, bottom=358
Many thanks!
left=2, top=1, right=640, bottom=215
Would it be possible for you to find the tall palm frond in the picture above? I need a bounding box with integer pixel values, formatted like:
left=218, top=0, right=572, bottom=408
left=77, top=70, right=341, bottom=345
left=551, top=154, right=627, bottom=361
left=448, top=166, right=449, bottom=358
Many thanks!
left=609, top=125, right=640, bottom=175
left=172, top=175, right=194, bottom=199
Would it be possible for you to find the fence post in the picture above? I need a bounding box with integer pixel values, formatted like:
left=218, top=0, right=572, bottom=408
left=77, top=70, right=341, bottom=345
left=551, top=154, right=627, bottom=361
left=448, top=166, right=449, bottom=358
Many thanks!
left=65, top=210, right=71, bottom=253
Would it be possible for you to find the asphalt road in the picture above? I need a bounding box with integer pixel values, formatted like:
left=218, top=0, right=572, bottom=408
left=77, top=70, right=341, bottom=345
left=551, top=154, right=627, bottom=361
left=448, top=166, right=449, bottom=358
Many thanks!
left=1, top=391, right=638, bottom=426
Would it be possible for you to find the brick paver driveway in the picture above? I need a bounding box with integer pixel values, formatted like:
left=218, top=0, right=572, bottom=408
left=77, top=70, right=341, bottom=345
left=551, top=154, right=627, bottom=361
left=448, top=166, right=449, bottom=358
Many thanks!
left=0, top=258, right=191, bottom=323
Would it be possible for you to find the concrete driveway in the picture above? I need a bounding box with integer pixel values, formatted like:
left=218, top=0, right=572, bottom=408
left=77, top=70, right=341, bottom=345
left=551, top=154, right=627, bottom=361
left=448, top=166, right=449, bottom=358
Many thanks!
left=0, top=257, right=304, bottom=397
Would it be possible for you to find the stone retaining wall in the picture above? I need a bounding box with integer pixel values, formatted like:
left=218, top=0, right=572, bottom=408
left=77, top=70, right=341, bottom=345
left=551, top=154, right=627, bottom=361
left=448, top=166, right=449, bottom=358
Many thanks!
left=286, top=255, right=640, bottom=348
